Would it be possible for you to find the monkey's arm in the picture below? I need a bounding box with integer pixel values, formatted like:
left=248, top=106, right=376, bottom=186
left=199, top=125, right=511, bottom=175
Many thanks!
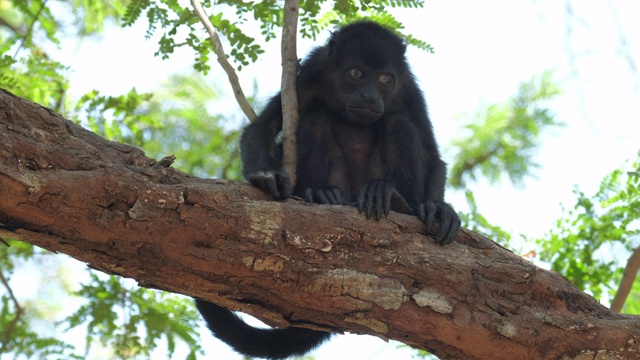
left=240, top=95, right=292, bottom=200
left=375, top=115, right=461, bottom=245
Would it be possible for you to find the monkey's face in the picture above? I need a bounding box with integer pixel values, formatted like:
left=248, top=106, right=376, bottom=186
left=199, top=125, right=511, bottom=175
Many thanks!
left=336, top=66, right=396, bottom=125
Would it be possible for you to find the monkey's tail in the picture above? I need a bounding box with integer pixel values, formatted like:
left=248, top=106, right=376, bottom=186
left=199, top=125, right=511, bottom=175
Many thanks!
left=195, top=299, right=332, bottom=360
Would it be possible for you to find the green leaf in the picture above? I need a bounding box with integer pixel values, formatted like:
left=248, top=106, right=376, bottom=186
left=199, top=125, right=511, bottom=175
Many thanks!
left=536, top=151, right=640, bottom=301
left=449, top=71, right=562, bottom=188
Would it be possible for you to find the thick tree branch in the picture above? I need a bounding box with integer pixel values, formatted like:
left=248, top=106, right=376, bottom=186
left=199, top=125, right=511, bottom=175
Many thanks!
left=1, top=88, right=639, bottom=359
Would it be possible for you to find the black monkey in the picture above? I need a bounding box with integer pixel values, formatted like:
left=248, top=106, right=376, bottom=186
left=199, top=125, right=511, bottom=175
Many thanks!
left=195, top=21, right=461, bottom=359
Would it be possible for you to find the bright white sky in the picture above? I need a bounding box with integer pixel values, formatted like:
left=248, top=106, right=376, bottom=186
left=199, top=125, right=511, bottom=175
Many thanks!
left=15, top=0, right=640, bottom=359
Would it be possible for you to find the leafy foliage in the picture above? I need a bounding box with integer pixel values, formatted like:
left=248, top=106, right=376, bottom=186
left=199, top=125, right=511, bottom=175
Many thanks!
left=72, top=88, right=156, bottom=144
left=70, top=75, right=243, bottom=179
left=9, top=0, right=61, bottom=47
left=65, top=273, right=203, bottom=359
left=449, top=71, right=562, bottom=188
left=0, top=43, right=69, bottom=111
left=459, top=191, right=512, bottom=246
left=0, top=308, right=83, bottom=360
left=121, top=0, right=432, bottom=71
left=121, top=0, right=262, bottom=71
left=123, top=0, right=153, bottom=26
left=0, top=239, right=36, bottom=273
left=0, top=0, right=126, bottom=110
left=0, top=55, right=18, bottom=88
left=536, top=153, right=640, bottom=300
left=67, top=0, right=128, bottom=34
left=140, top=75, right=244, bottom=179
left=0, top=239, right=81, bottom=359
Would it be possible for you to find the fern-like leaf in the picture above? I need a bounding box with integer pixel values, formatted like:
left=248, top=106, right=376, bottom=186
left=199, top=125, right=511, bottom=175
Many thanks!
left=123, top=0, right=151, bottom=27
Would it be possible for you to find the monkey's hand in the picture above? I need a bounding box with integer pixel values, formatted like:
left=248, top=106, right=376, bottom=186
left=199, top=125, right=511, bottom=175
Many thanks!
left=415, top=201, right=461, bottom=245
left=303, top=187, right=345, bottom=205
left=248, top=170, right=292, bottom=200
left=357, top=180, right=405, bottom=221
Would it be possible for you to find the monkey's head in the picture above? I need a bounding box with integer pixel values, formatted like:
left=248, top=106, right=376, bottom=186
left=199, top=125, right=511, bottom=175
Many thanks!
left=321, top=21, right=410, bottom=126
left=338, top=65, right=396, bottom=125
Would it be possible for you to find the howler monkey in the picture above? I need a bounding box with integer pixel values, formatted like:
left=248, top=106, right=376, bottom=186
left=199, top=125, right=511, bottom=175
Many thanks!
left=195, top=21, right=461, bottom=359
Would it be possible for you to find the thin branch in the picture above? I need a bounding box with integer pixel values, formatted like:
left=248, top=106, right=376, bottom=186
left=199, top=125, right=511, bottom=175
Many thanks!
left=280, top=0, right=300, bottom=187
left=0, top=17, right=23, bottom=35
left=13, top=0, right=48, bottom=58
left=189, top=0, right=257, bottom=122
left=611, top=246, right=640, bottom=312
left=606, top=0, right=640, bottom=91
left=0, top=271, right=23, bottom=353
left=220, top=132, right=240, bottom=179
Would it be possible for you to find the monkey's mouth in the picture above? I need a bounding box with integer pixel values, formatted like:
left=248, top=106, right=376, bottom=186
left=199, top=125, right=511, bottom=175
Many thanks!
left=347, top=106, right=382, bottom=122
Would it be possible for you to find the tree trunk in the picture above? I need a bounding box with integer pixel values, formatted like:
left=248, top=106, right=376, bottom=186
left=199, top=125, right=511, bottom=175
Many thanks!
left=0, top=88, right=638, bottom=359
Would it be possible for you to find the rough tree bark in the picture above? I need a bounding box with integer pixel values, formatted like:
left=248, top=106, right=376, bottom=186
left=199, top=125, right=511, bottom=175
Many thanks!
left=0, top=88, right=639, bottom=360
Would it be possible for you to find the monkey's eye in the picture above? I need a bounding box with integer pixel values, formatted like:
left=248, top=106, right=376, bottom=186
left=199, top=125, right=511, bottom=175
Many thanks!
left=379, top=74, right=394, bottom=86
left=350, top=68, right=364, bottom=79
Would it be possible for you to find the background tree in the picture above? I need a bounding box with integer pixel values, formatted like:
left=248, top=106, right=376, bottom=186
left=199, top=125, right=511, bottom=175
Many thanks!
left=1, top=0, right=639, bottom=359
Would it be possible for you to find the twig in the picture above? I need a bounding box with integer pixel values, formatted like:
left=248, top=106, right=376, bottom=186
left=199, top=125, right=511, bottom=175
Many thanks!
left=0, top=271, right=23, bottom=353
left=280, top=0, right=300, bottom=187
left=607, top=1, right=639, bottom=79
left=611, top=247, right=640, bottom=312
left=13, top=0, right=48, bottom=58
left=189, top=0, right=257, bottom=122
left=0, top=17, right=23, bottom=35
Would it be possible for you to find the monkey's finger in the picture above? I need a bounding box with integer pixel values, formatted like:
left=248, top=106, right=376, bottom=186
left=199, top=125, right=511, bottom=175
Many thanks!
left=324, top=189, right=338, bottom=205
left=304, top=188, right=314, bottom=203
left=365, top=183, right=377, bottom=219
left=382, top=183, right=396, bottom=218
left=374, top=181, right=384, bottom=220
left=435, top=216, right=453, bottom=245
left=331, top=188, right=344, bottom=205
left=449, top=217, right=462, bottom=244
left=315, top=189, right=329, bottom=204
left=248, top=174, right=260, bottom=188
left=259, top=172, right=282, bottom=200
left=423, top=202, right=437, bottom=233
left=276, top=171, right=293, bottom=199
left=438, top=210, right=461, bottom=245
left=357, top=183, right=370, bottom=214
left=416, top=204, right=426, bottom=222
left=249, top=172, right=269, bottom=193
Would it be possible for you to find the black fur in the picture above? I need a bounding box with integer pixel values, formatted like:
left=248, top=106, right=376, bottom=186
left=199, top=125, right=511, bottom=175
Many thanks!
left=195, top=300, right=330, bottom=359
left=197, top=21, right=461, bottom=359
